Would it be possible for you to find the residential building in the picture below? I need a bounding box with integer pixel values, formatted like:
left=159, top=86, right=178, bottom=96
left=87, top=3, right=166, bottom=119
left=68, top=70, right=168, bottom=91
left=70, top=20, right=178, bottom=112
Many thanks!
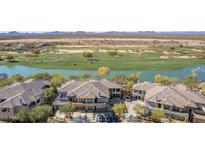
left=53, top=79, right=123, bottom=110
left=132, top=82, right=156, bottom=100
left=132, top=82, right=205, bottom=121
left=0, top=79, right=50, bottom=120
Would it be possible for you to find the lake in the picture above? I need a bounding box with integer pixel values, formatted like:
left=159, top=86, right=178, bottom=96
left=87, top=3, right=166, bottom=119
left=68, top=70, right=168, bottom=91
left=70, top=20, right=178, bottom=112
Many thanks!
left=0, top=65, right=205, bottom=81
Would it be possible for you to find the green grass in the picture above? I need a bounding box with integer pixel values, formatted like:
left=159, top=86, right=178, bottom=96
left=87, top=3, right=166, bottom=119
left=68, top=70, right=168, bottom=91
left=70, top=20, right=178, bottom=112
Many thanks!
left=1, top=52, right=205, bottom=70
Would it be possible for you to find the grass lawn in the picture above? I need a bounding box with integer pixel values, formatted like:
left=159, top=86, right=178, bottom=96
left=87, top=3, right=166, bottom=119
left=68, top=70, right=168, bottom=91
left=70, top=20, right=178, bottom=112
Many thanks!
left=1, top=52, right=205, bottom=70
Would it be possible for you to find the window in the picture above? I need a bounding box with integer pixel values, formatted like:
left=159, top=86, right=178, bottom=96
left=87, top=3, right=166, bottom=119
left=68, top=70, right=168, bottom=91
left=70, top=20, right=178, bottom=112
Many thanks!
left=116, top=89, right=120, bottom=92
left=139, top=91, right=142, bottom=94
left=59, top=93, right=66, bottom=98
left=2, top=108, right=7, bottom=112
left=36, top=99, right=40, bottom=104
left=164, top=105, right=170, bottom=110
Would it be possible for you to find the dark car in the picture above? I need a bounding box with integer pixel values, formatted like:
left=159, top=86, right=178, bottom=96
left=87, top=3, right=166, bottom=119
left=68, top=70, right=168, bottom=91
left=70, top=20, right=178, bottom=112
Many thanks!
left=109, top=113, right=119, bottom=122
left=125, top=96, right=132, bottom=102
left=103, top=114, right=113, bottom=123
left=97, top=114, right=105, bottom=122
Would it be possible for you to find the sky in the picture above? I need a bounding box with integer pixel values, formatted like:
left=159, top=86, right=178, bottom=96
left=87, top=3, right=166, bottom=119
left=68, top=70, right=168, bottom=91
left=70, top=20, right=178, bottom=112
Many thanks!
left=0, top=0, right=205, bottom=32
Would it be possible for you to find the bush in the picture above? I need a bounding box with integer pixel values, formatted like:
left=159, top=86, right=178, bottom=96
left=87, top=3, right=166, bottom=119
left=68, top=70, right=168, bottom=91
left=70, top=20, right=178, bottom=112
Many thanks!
left=29, top=105, right=53, bottom=122
left=11, top=74, right=24, bottom=82
left=112, top=103, right=127, bottom=120
left=151, top=108, right=165, bottom=122
left=27, top=73, right=51, bottom=80
left=15, top=108, right=30, bottom=123
left=108, top=51, right=118, bottom=57
left=133, top=105, right=148, bottom=117
left=0, top=79, right=13, bottom=87
left=59, top=102, right=76, bottom=118
left=82, top=52, right=93, bottom=58
left=25, top=54, right=39, bottom=58
left=81, top=74, right=91, bottom=80
left=3, top=54, right=14, bottom=60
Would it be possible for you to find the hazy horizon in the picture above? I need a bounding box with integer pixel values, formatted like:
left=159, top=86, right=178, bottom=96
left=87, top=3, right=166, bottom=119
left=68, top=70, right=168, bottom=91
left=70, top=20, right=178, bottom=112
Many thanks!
left=0, top=0, right=204, bottom=32
left=1, top=31, right=205, bottom=33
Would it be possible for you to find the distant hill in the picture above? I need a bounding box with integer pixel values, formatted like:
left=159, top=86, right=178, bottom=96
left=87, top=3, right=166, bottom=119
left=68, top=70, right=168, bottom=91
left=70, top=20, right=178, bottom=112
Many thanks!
left=0, top=31, right=205, bottom=39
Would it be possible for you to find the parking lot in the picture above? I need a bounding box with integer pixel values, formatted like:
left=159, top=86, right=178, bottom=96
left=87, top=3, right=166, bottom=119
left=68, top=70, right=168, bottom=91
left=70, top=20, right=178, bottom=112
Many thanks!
left=51, top=110, right=119, bottom=123
left=50, top=101, right=141, bottom=123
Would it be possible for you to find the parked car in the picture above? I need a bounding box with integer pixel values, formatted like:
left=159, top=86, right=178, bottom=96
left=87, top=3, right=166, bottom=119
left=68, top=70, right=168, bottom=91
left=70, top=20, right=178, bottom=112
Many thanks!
left=97, top=114, right=105, bottom=123
left=102, top=114, right=113, bottom=123
left=109, top=113, right=119, bottom=122
left=125, top=96, right=132, bottom=102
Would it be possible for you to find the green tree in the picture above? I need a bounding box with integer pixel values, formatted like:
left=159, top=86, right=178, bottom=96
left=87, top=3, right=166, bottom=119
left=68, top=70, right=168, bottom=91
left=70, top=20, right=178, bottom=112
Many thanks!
left=15, top=108, right=30, bottom=122
left=133, top=104, right=148, bottom=117
left=69, top=74, right=81, bottom=80
left=111, top=74, right=128, bottom=84
left=124, top=81, right=134, bottom=92
left=128, top=72, right=141, bottom=83
left=201, top=89, right=205, bottom=96
left=44, top=87, right=57, bottom=104
left=154, top=74, right=162, bottom=83
left=81, top=74, right=91, bottom=81
left=154, top=74, right=178, bottom=85
left=27, top=73, right=50, bottom=80
left=29, top=105, right=53, bottom=122
left=199, top=82, right=205, bottom=89
left=183, top=73, right=198, bottom=89
left=97, top=66, right=111, bottom=79
left=11, top=74, right=24, bottom=82
left=50, top=74, right=64, bottom=87
left=51, top=77, right=64, bottom=87
left=151, top=108, right=165, bottom=122
left=59, top=102, right=76, bottom=118
left=199, top=82, right=205, bottom=95
left=112, top=103, right=127, bottom=120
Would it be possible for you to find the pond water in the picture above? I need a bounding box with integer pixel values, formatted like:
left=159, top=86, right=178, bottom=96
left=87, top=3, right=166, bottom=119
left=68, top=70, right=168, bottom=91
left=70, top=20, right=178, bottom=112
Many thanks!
left=0, top=65, right=205, bottom=81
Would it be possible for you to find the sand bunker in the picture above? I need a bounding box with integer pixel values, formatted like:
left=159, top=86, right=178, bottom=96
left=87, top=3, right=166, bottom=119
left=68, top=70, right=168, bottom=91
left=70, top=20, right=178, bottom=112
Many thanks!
left=160, top=55, right=197, bottom=59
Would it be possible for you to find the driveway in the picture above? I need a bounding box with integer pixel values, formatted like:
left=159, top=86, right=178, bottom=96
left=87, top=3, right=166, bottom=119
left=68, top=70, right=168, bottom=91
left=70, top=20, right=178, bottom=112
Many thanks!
left=124, top=101, right=139, bottom=122
left=69, top=112, right=96, bottom=123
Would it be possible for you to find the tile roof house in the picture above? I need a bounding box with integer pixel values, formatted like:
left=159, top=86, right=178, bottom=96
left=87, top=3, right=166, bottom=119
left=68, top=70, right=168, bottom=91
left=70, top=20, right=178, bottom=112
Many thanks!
left=132, top=82, right=205, bottom=114
left=53, top=79, right=123, bottom=110
left=0, top=79, right=50, bottom=120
